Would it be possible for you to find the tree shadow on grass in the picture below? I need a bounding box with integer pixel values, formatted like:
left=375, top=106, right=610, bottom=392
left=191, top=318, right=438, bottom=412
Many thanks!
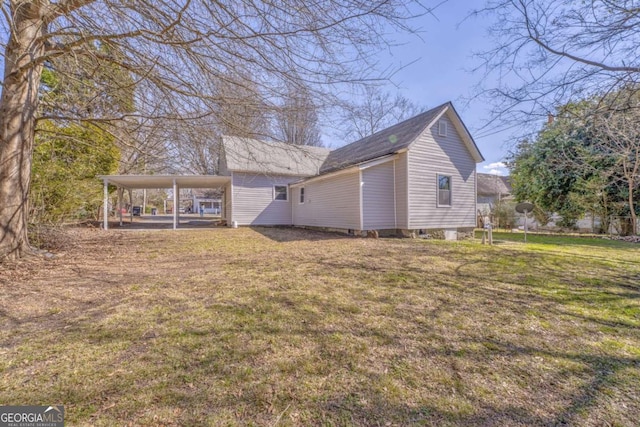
left=484, top=231, right=640, bottom=249
left=2, top=229, right=639, bottom=425
left=3, top=276, right=638, bottom=426
left=473, top=337, right=640, bottom=427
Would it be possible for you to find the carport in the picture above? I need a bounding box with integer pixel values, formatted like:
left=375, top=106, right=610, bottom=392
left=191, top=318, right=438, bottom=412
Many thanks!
left=99, top=175, right=231, bottom=230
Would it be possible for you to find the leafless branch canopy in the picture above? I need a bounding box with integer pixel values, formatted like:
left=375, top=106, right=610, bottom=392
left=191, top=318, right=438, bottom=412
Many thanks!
left=474, top=0, right=640, bottom=129
left=2, top=0, right=430, bottom=173
left=339, top=86, right=424, bottom=141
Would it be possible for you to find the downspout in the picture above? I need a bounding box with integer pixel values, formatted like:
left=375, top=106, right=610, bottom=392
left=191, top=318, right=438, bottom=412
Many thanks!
left=393, top=159, right=397, bottom=229
left=406, top=153, right=410, bottom=229
left=230, top=172, right=234, bottom=226
left=359, top=170, right=364, bottom=232
left=475, top=169, right=478, bottom=228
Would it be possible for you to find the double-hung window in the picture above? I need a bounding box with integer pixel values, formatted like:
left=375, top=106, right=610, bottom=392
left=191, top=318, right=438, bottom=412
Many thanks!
left=437, top=175, right=451, bottom=206
left=274, top=185, right=288, bottom=201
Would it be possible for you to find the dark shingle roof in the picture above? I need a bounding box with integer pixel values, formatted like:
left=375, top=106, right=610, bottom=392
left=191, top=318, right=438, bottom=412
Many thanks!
left=320, top=102, right=450, bottom=173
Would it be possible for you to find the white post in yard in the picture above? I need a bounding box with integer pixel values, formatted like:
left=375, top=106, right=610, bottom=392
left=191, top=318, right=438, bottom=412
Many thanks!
left=103, top=179, right=109, bottom=230
left=173, top=179, right=178, bottom=230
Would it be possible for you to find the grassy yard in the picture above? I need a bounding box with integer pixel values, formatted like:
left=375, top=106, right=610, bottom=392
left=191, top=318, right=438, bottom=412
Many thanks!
left=1, top=227, right=639, bottom=426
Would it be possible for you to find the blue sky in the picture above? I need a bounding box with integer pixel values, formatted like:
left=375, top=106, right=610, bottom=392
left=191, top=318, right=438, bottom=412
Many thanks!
left=0, top=1, right=519, bottom=176
left=376, top=0, right=519, bottom=176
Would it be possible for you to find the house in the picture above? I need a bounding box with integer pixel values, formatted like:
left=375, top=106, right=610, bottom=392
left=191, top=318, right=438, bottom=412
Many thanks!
left=219, top=102, right=484, bottom=238
left=475, top=174, right=608, bottom=232
left=477, top=173, right=512, bottom=215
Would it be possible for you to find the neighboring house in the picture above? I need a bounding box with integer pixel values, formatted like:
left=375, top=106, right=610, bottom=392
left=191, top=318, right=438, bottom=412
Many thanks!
left=476, top=174, right=602, bottom=232
left=188, top=189, right=222, bottom=214
left=219, top=102, right=484, bottom=238
left=477, top=173, right=512, bottom=214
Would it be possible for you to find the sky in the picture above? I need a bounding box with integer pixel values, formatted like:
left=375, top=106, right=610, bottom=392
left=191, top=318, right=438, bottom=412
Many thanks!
left=0, top=0, right=518, bottom=177
left=374, top=0, right=518, bottom=176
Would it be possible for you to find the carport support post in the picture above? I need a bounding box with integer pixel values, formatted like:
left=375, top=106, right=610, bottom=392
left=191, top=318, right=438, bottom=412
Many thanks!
left=103, top=179, right=109, bottom=230
left=173, top=179, right=178, bottom=230
left=129, top=189, right=133, bottom=224
left=118, top=188, right=123, bottom=227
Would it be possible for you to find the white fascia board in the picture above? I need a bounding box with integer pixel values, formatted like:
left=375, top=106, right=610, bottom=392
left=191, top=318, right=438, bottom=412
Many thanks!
left=290, top=154, right=399, bottom=188
left=406, top=104, right=484, bottom=163
left=358, top=154, right=398, bottom=170
left=289, top=166, right=358, bottom=187
left=227, top=168, right=314, bottom=178
left=449, top=117, right=485, bottom=163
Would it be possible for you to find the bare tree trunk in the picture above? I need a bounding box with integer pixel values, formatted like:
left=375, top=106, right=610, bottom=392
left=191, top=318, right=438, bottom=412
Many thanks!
left=0, top=1, right=47, bottom=260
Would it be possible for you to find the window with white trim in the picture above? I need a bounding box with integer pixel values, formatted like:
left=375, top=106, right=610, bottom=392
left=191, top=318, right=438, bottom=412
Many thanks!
left=299, top=187, right=305, bottom=204
left=274, top=185, right=288, bottom=201
left=437, top=174, right=451, bottom=206
left=438, top=120, right=447, bottom=136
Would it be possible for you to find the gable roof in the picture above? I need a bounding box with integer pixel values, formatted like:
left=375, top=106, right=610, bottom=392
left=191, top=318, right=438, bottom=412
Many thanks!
left=221, top=101, right=484, bottom=178
left=320, top=101, right=484, bottom=173
left=222, top=136, right=330, bottom=176
left=320, top=103, right=447, bottom=173
left=477, top=173, right=512, bottom=196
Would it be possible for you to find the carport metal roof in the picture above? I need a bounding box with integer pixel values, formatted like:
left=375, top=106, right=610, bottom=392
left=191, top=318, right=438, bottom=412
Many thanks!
left=99, top=175, right=231, bottom=230
left=99, top=174, right=231, bottom=189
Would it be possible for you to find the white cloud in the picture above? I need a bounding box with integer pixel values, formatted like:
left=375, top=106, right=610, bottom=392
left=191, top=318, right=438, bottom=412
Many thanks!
left=484, top=162, right=506, bottom=169
left=488, top=169, right=503, bottom=176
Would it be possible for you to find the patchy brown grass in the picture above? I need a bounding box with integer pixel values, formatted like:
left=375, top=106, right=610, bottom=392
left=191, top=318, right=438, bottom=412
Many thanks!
left=1, top=227, right=639, bottom=426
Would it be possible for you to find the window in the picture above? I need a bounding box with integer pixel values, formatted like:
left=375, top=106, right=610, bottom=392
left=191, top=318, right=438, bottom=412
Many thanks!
left=438, top=120, right=447, bottom=136
left=437, top=174, right=451, bottom=206
left=299, top=187, right=305, bottom=204
left=274, top=185, right=288, bottom=201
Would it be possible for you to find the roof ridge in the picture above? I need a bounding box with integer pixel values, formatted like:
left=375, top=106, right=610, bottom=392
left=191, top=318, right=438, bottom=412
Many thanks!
left=222, top=135, right=331, bottom=153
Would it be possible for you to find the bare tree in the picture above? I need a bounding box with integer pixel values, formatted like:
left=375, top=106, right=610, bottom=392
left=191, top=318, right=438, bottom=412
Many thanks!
left=166, top=121, right=220, bottom=175
left=0, top=0, right=431, bottom=260
left=339, top=86, right=423, bottom=140
left=213, top=71, right=270, bottom=140
left=273, top=82, right=323, bottom=146
left=166, top=70, right=271, bottom=174
left=593, top=105, right=640, bottom=235
left=475, top=0, right=640, bottom=127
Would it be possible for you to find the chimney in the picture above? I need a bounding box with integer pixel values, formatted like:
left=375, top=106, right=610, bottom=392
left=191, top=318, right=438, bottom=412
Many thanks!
left=547, top=114, right=555, bottom=124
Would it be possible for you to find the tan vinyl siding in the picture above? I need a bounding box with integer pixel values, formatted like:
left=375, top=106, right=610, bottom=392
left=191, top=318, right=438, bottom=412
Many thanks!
left=408, top=113, right=477, bottom=229
left=394, top=152, right=408, bottom=229
left=231, top=173, right=299, bottom=225
left=292, top=171, right=361, bottom=230
left=362, top=162, right=396, bottom=229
